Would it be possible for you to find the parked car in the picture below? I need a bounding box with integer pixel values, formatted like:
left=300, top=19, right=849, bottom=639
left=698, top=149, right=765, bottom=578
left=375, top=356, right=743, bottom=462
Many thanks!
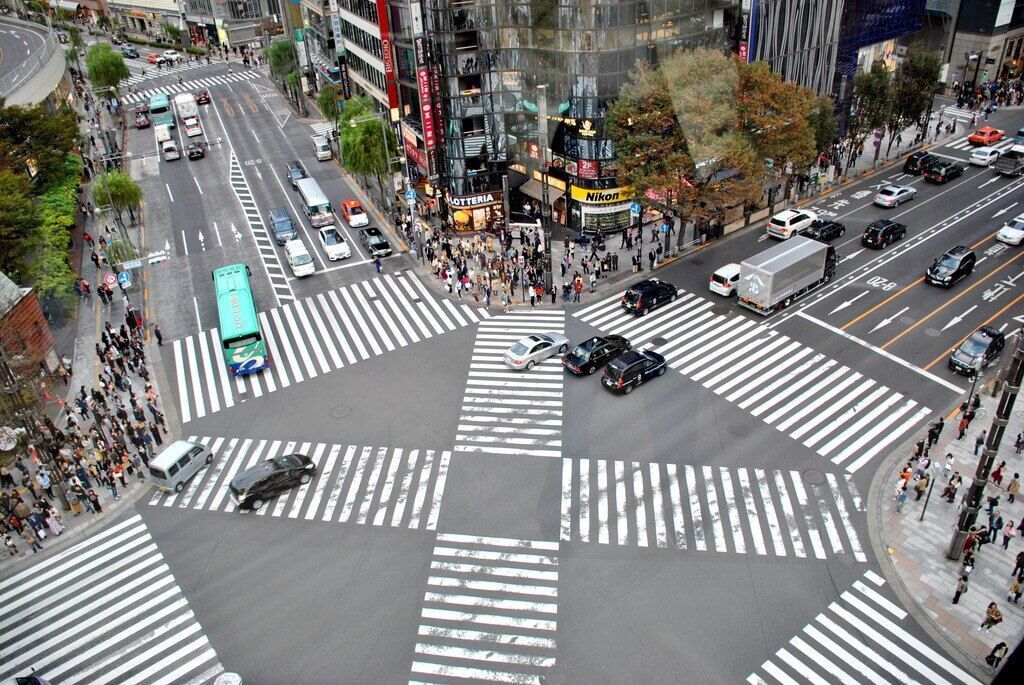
left=504, top=332, right=570, bottom=370
left=765, top=209, right=818, bottom=240
left=341, top=199, right=369, bottom=227
left=601, top=350, right=668, bottom=395
left=970, top=146, right=1000, bottom=166
left=902, top=151, right=938, bottom=175
left=186, top=143, right=205, bottom=160
left=968, top=126, right=1004, bottom=146
left=798, top=219, right=846, bottom=242
left=949, top=326, right=1005, bottom=375
left=924, top=160, right=965, bottom=184
left=359, top=227, right=392, bottom=257
left=861, top=219, right=907, bottom=249
left=269, top=207, right=299, bottom=245
left=563, top=335, right=631, bottom=376
left=925, top=245, right=976, bottom=287
left=229, top=453, right=316, bottom=511
left=873, top=184, right=916, bottom=208
left=709, top=263, right=741, bottom=296
left=621, top=278, right=677, bottom=316
left=318, top=227, right=351, bottom=261
left=996, top=212, right=1024, bottom=246
left=120, top=46, right=139, bottom=58
left=194, top=89, right=211, bottom=104
left=285, top=160, right=307, bottom=189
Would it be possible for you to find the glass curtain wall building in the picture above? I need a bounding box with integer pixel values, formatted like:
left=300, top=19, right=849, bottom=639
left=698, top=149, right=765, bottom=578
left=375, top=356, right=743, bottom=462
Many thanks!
left=425, top=0, right=738, bottom=233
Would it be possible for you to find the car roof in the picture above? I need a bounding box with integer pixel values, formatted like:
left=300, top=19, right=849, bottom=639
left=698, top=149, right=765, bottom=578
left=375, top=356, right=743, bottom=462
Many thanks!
left=714, top=263, right=742, bottom=276
left=270, top=207, right=289, bottom=218
left=285, top=239, right=309, bottom=252
left=772, top=209, right=802, bottom=220
left=288, top=160, right=303, bottom=168
left=973, top=146, right=996, bottom=153
left=608, top=350, right=645, bottom=368
left=362, top=226, right=382, bottom=235
left=867, top=219, right=895, bottom=229
left=320, top=227, right=341, bottom=236
left=630, top=278, right=668, bottom=291
left=343, top=199, right=362, bottom=208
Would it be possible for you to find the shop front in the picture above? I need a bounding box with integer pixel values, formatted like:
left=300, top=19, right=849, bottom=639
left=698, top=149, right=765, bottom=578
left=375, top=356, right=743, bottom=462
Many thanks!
left=567, top=184, right=633, bottom=235
left=447, top=190, right=503, bottom=233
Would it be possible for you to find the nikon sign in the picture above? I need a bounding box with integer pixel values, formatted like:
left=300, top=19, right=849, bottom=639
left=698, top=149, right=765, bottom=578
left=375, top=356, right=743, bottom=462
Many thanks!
left=569, top=185, right=632, bottom=204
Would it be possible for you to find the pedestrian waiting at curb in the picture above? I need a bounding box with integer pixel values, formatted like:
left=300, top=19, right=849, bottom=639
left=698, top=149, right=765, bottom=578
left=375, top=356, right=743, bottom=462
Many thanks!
left=895, top=484, right=908, bottom=513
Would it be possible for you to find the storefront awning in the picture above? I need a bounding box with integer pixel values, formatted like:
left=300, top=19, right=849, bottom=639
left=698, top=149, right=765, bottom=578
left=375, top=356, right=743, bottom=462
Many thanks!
left=519, top=178, right=564, bottom=203
left=50, top=0, right=80, bottom=12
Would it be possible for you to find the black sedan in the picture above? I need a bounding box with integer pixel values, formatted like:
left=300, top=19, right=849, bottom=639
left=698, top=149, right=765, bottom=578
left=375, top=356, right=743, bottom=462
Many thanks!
left=285, top=160, right=307, bottom=189
left=924, top=160, right=965, bottom=184
left=601, top=350, right=667, bottom=395
left=861, top=219, right=907, bottom=249
left=229, top=453, right=315, bottom=511
left=563, top=335, right=631, bottom=376
left=186, top=143, right=205, bottom=160
left=799, top=219, right=846, bottom=242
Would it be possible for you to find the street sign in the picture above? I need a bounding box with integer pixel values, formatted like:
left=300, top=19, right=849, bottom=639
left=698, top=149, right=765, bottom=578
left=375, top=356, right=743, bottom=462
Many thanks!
left=121, top=259, right=143, bottom=270
left=117, top=271, right=132, bottom=286
left=630, top=201, right=642, bottom=218
left=405, top=189, right=417, bottom=202
left=103, top=273, right=116, bottom=286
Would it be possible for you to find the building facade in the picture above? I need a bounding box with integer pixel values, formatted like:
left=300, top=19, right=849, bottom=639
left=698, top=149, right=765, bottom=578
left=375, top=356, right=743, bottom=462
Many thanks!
left=948, top=0, right=1024, bottom=87
left=0, top=273, right=58, bottom=378
left=107, top=0, right=179, bottom=38
left=179, top=0, right=281, bottom=48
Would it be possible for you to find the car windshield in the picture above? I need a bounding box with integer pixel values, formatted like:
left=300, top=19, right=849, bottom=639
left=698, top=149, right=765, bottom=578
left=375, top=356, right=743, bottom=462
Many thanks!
left=509, top=342, right=528, bottom=356
left=624, top=290, right=640, bottom=303
left=348, top=205, right=365, bottom=216
left=293, top=253, right=313, bottom=265
left=275, top=455, right=303, bottom=469
left=1006, top=219, right=1024, bottom=231
left=960, top=337, right=988, bottom=357
left=323, top=231, right=341, bottom=245
left=880, top=188, right=895, bottom=196
left=936, top=256, right=959, bottom=269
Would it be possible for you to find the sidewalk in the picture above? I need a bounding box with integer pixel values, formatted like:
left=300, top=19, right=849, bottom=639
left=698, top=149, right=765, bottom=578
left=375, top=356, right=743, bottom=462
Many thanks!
left=873, top=387, right=1024, bottom=680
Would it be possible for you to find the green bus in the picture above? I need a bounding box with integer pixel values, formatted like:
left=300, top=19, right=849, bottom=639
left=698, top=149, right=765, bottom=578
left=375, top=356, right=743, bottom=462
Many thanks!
left=212, top=264, right=269, bottom=375
left=148, top=93, right=175, bottom=128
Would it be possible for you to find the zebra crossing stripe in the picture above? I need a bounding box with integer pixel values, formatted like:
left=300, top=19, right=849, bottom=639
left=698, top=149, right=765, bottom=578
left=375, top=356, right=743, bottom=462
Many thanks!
left=121, top=70, right=260, bottom=103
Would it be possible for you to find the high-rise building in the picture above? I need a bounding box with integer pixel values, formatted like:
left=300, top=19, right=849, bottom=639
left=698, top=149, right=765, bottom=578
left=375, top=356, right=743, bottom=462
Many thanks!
left=947, top=0, right=1024, bottom=86
left=181, top=0, right=281, bottom=48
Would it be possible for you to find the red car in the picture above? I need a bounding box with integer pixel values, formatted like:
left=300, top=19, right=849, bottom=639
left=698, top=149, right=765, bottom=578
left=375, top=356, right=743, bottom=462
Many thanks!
left=968, top=126, right=1005, bottom=146
left=146, top=52, right=166, bottom=65
left=134, top=113, right=150, bottom=129
left=195, top=89, right=211, bottom=105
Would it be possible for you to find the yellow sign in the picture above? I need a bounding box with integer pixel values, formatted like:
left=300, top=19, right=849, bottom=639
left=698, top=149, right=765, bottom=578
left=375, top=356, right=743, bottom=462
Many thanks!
left=570, top=185, right=632, bottom=204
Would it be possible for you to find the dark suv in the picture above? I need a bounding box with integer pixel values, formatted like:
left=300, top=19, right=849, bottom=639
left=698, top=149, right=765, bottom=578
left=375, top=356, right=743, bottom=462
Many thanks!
left=269, top=208, right=298, bottom=245
left=902, top=151, right=938, bottom=175
left=926, top=245, right=976, bottom=287
left=924, top=160, right=965, bottom=184
left=359, top=227, right=392, bottom=257
left=799, top=219, right=846, bottom=242
left=563, top=335, right=631, bottom=376
left=285, top=160, right=307, bottom=189
left=601, top=350, right=667, bottom=394
left=861, top=219, right=907, bottom=249
left=621, top=279, right=677, bottom=316
left=229, top=453, right=315, bottom=511
left=949, top=326, right=1005, bottom=375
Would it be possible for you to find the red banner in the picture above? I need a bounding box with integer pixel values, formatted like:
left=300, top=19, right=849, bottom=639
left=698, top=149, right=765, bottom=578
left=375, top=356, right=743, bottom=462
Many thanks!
left=418, top=68, right=436, bottom=149
left=405, top=140, right=427, bottom=172
left=578, top=159, right=599, bottom=179
left=375, top=0, right=400, bottom=111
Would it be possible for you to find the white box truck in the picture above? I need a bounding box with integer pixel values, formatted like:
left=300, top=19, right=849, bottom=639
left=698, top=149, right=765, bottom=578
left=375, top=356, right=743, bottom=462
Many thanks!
left=737, top=236, right=838, bottom=316
left=173, top=93, right=199, bottom=122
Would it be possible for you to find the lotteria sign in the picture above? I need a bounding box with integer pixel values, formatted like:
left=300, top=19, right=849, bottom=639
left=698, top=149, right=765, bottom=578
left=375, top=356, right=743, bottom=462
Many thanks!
left=569, top=185, right=632, bottom=204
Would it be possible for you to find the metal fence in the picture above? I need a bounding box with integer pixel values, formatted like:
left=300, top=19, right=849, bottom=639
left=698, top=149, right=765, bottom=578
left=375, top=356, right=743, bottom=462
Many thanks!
left=0, top=15, right=59, bottom=100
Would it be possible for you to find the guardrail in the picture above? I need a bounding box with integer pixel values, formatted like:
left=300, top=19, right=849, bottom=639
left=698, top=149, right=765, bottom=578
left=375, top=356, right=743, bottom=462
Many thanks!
left=0, top=15, right=59, bottom=100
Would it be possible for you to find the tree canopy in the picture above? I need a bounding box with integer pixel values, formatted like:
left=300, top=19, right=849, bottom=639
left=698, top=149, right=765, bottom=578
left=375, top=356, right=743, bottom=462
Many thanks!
left=93, top=170, right=143, bottom=226
left=267, top=39, right=298, bottom=81
left=0, top=171, right=37, bottom=279
left=85, top=43, right=129, bottom=94
left=0, top=100, right=78, bottom=187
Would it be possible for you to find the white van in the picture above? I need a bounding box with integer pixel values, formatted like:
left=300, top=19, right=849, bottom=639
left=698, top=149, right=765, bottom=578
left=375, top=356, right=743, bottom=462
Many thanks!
left=709, top=263, right=741, bottom=297
left=313, top=135, right=332, bottom=161
left=284, top=239, right=316, bottom=277
left=148, top=440, right=214, bottom=492
left=295, top=177, right=334, bottom=227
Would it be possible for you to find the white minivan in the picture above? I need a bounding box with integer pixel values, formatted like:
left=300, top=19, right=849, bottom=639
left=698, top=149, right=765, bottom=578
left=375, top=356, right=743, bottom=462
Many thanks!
left=709, top=263, right=741, bottom=296
left=285, top=239, right=316, bottom=277
left=313, top=135, right=332, bottom=161
left=149, top=440, right=214, bottom=493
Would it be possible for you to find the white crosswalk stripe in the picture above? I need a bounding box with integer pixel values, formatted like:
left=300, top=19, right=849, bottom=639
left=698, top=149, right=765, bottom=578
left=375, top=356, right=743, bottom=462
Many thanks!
left=937, top=105, right=978, bottom=123
left=310, top=121, right=337, bottom=137
left=560, top=458, right=865, bottom=560
left=171, top=272, right=488, bottom=423
left=574, top=289, right=929, bottom=473
left=149, top=436, right=452, bottom=527
left=945, top=136, right=1016, bottom=152
left=454, top=310, right=566, bottom=459
left=0, top=514, right=224, bottom=684
left=410, top=533, right=560, bottom=684
left=748, top=570, right=983, bottom=685
left=122, top=60, right=206, bottom=86
left=121, top=70, right=260, bottom=104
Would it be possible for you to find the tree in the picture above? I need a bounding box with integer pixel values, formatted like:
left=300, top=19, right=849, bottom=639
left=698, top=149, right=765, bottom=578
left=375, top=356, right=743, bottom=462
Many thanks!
left=65, top=26, right=84, bottom=71
left=268, top=38, right=298, bottom=81
left=85, top=43, right=130, bottom=96
left=808, top=95, right=839, bottom=156
left=884, top=44, right=941, bottom=153
left=317, top=84, right=343, bottom=132
left=736, top=60, right=816, bottom=171
left=0, top=100, right=78, bottom=186
left=339, top=96, right=398, bottom=209
left=846, top=61, right=891, bottom=166
left=92, top=171, right=143, bottom=227
left=0, top=171, right=37, bottom=280
left=162, top=21, right=181, bottom=44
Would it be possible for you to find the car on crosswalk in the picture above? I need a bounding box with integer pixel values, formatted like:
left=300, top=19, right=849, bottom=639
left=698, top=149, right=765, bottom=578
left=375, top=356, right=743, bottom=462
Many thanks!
left=229, top=452, right=316, bottom=512
left=504, top=332, right=570, bottom=370
left=120, top=46, right=139, bottom=58
left=996, top=212, right=1024, bottom=245
left=146, top=53, right=166, bottom=65
left=970, top=146, right=1000, bottom=166
left=318, top=227, right=351, bottom=260
left=601, top=349, right=667, bottom=395
left=621, top=278, right=677, bottom=316
left=163, top=49, right=181, bottom=62
left=873, top=184, right=916, bottom=208
left=563, top=335, right=631, bottom=375
left=968, top=126, right=1004, bottom=146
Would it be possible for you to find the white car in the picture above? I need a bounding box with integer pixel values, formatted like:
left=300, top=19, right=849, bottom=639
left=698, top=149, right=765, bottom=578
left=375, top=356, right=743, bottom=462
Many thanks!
left=766, top=209, right=817, bottom=239
left=503, top=332, right=570, bottom=370
left=284, top=239, right=316, bottom=277
left=318, top=227, right=351, bottom=260
left=163, top=49, right=180, bottom=61
left=996, top=213, right=1024, bottom=245
left=161, top=140, right=179, bottom=161
left=873, top=184, right=916, bottom=208
left=709, top=263, right=741, bottom=297
left=970, top=146, right=1000, bottom=167
left=183, top=116, right=202, bottom=137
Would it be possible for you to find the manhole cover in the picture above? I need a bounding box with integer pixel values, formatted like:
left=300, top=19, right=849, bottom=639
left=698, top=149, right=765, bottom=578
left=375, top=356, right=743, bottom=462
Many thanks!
left=330, top=405, right=353, bottom=419
left=803, top=469, right=825, bottom=485
left=923, top=328, right=941, bottom=337
left=899, top=316, right=916, bottom=325
left=728, top=423, right=750, bottom=438
left=835, top=552, right=855, bottom=566
left=651, top=336, right=668, bottom=347
left=974, top=408, right=988, bottom=420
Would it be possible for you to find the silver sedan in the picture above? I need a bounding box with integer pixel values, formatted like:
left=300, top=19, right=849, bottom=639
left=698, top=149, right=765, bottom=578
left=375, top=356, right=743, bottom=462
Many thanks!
left=873, top=184, right=917, bottom=208
left=503, top=332, right=570, bottom=370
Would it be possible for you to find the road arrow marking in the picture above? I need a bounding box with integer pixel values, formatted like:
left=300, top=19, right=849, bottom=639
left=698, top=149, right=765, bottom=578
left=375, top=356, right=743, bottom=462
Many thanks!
left=197, top=230, right=205, bottom=251
left=942, top=305, right=978, bottom=332
left=979, top=177, right=1000, bottom=189
left=231, top=222, right=242, bottom=243
left=254, top=166, right=262, bottom=180
left=829, top=291, right=870, bottom=315
left=840, top=249, right=865, bottom=264
left=993, top=202, right=1018, bottom=218
left=870, top=306, right=910, bottom=333
left=757, top=233, right=769, bottom=242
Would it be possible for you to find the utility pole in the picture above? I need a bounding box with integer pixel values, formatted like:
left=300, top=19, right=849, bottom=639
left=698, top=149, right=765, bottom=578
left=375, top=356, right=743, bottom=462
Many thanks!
left=948, top=329, right=1024, bottom=560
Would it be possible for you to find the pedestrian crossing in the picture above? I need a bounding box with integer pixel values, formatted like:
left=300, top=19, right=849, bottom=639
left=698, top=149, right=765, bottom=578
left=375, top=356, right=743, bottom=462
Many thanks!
left=0, top=514, right=225, bottom=684
left=936, top=104, right=978, bottom=124
left=121, top=70, right=261, bottom=104
left=574, top=289, right=931, bottom=473
left=172, top=271, right=488, bottom=424
left=310, top=121, right=337, bottom=138
left=149, top=436, right=452, bottom=529
left=560, top=458, right=867, bottom=560
left=945, top=135, right=1017, bottom=152
left=410, top=533, right=560, bottom=684
left=747, top=569, right=983, bottom=685
left=122, top=59, right=205, bottom=86
left=454, top=310, right=565, bottom=459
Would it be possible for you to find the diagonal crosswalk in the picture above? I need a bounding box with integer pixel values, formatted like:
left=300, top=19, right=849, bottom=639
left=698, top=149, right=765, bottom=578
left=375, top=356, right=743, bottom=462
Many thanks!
left=945, top=136, right=1017, bottom=152
left=122, top=60, right=206, bottom=86
left=0, top=514, right=224, bottom=684
left=149, top=436, right=452, bottom=528
left=454, top=310, right=565, bottom=459
left=574, top=289, right=930, bottom=473
left=171, top=272, right=489, bottom=423
left=560, top=458, right=866, bottom=560
left=121, top=70, right=261, bottom=104
left=747, top=569, right=983, bottom=685
left=410, top=533, right=560, bottom=684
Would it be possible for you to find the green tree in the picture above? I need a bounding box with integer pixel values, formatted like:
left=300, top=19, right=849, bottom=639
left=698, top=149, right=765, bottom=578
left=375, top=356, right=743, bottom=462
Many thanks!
left=846, top=61, right=892, bottom=166
left=808, top=95, right=839, bottom=156
left=339, top=96, right=398, bottom=208
left=85, top=43, right=130, bottom=96
left=0, top=101, right=78, bottom=186
left=161, top=21, right=181, bottom=44
left=65, top=26, right=84, bottom=70
left=92, top=171, right=143, bottom=227
left=884, top=44, right=941, bottom=154
left=268, top=39, right=298, bottom=81
left=0, top=171, right=37, bottom=279
left=736, top=60, right=816, bottom=171
left=317, top=84, right=343, bottom=132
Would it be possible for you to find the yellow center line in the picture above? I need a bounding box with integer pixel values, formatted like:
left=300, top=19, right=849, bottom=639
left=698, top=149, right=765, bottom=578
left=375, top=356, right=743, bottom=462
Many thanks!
left=881, top=250, right=1024, bottom=350
left=924, top=290, right=1024, bottom=371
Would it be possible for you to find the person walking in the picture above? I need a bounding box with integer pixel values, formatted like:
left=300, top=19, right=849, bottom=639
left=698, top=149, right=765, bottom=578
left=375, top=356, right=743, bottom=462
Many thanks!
left=953, top=574, right=969, bottom=604
left=991, top=511, right=1005, bottom=541
left=979, top=602, right=1003, bottom=631
left=153, top=324, right=163, bottom=347
left=1004, top=520, right=1017, bottom=550
left=1009, top=474, right=1020, bottom=503
left=87, top=488, right=102, bottom=513
left=975, top=429, right=987, bottom=456
left=895, top=484, right=908, bottom=512
left=992, top=460, right=1006, bottom=486
left=45, top=509, right=63, bottom=536
left=20, top=526, right=42, bottom=554
left=987, top=642, right=1009, bottom=669
left=957, top=415, right=970, bottom=439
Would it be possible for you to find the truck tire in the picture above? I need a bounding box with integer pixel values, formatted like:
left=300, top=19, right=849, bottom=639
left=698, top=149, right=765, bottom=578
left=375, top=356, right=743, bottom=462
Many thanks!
left=782, top=297, right=793, bottom=308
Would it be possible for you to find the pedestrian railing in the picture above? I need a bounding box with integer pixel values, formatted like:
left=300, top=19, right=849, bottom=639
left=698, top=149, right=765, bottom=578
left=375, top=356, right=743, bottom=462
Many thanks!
left=0, top=16, right=59, bottom=100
